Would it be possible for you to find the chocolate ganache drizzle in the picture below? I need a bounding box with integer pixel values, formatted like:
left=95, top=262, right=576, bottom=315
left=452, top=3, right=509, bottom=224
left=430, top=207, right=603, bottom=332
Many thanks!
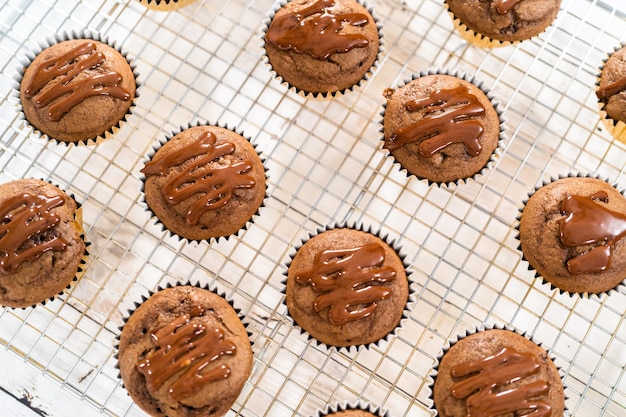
left=0, top=193, right=67, bottom=275
left=597, top=76, right=626, bottom=100
left=265, top=0, right=371, bottom=60
left=451, top=347, right=551, bottom=417
left=384, top=86, right=486, bottom=156
left=559, top=191, right=626, bottom=274
left=295, top=242, right=396, bottom=325
left=496, top=0, right=525, bottom=14
left=137, top=306, right=237, bottom=402
left=23, top=42, right=131, bottom=122
left=141, top=131, right=257, bottom=225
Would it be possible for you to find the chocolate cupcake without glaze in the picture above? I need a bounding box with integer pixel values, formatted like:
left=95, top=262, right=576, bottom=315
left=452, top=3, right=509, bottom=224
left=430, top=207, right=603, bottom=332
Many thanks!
left=382, top=70, right=503, bottom=185
left=19, top=36, right=137, bottom=144
left=285, top=226, right=410, bottom=348
left=518, top=175, right=626, bottom=295
left=445, top=0, right=561, bottom=47
left=117, top=285, right=253, bottom=417
left=432, top=327, right=565, bottom=417
left=0, top=178, right=87, bottom=308
left=264, top=0, right=381, bottom=97
left=141, top=124, right=266, bottom=242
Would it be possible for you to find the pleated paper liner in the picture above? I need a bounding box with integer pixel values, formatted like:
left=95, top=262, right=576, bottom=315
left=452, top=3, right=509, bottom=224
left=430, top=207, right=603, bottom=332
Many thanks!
left=13, top=29, right=140, bottom=146
left=428, top=323, right=567, bottom=417
left=515, top=173, right=626, bottom=298
left=136, top=0, right=197, bottom=11
left=596, top=43, right=626, bottom=144
left=140, top=121, right=268, bottom=244
left=261, top=0, right=383, bottom=99
left=115, top=281, right=254, bottom=417
left=379, top=68, right=506, bottom=187
left=0, top=178, right=90, bottom=309
left=314, top=400, right=391, bottom=417
left=282, top=221, right=416, bottom=354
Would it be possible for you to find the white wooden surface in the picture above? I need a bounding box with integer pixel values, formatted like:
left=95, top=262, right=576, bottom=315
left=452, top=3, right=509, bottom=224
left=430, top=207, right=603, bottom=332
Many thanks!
left=0, top=348, right=104, bottom=417
left=0, top=389, right=40, bottom=417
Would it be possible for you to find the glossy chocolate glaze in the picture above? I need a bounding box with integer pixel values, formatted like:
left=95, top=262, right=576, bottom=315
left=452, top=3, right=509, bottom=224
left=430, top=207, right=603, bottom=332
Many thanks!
left=0, top=193, right=67, bottom=275
left=295, top=242, right=396, bottom=325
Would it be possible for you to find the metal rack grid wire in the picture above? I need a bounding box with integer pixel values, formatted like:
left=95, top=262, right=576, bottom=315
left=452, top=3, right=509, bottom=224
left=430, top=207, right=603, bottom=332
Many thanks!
left=0, top=0, right=625, bottom=415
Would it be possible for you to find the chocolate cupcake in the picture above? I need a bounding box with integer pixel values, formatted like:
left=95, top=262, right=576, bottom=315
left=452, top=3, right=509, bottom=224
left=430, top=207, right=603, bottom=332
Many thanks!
left=285, top=224, right=411, bottom=349
left=263, top=0, right=381, bottom=97
left=431, top=326, right=565, bottom=417
left=136, top=0, right=196, bottom=10
left=117, top=284, right=253, bottom=417
left=17, top=32, right=138, bottom=144
left=141, top=123, right=267, bottom=242
left=381, top=70, right=504, bottom=185
left=597, top=44, right=626, bottom=143
left=0, top=178, right=88, bottom=308
left=517, top=175, right=626, bottom=295
left=444, top=0, right=562, bottom=47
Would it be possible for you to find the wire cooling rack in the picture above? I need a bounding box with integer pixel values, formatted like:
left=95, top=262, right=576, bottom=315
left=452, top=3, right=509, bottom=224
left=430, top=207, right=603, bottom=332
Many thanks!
left=1, top=0, right=625, bottom=415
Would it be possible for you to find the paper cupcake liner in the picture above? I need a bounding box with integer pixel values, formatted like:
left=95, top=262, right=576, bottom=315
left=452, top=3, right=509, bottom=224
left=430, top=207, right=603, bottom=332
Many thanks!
left=443, top=1, right=558, bottom=48
left=379, top=68, right=506, bottom=187
left=315, top=400, right=391, bottom=417
left=136, top=0, right=197, bottom=11
left=515, top=172, right=626, bottom=298
left=428, top=323, right=568, bottom=416
left=114, top=280, right=254, bottom=382
left=282, top=221, right=416, bottom=354
left=596, top=43, right=626, bottom=144
left=3, top=179, right=90, bottom=309
left=140, top=120, right=268, bottom=244
left=261, top=0, right=384, bottom=99
left=12, top=29, right=140, bottom=146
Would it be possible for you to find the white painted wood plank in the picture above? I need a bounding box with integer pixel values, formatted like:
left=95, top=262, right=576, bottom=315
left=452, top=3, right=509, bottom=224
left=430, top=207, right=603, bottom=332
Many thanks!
left=0, top=348, right=103, bottom=417
left=0, top=388, right=41, bottom=417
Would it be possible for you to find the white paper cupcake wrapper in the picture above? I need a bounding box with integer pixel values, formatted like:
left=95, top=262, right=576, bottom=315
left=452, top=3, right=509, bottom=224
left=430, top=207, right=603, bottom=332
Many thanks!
left=315, top=400, right=391, bottom=417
